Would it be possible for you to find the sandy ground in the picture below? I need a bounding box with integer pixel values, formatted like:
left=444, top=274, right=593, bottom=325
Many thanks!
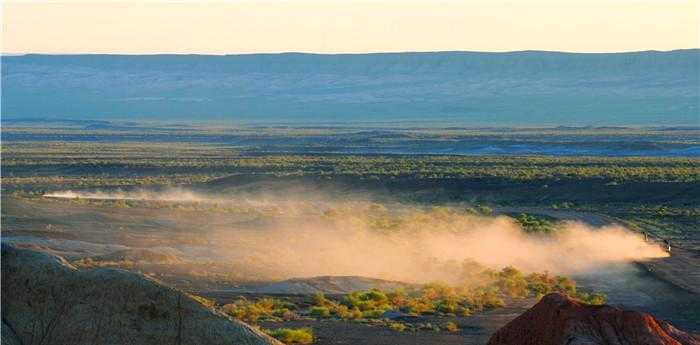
left=3, top=197, right=699, bottom=336
left=494, top=206, right=700, bottom=332
left=497, top=206, right=700, bottom=296
left=640, top=247, right=700, bottom=295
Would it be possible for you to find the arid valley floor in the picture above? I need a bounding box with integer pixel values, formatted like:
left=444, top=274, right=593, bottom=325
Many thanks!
left=2, top=125, right=699, bottom=344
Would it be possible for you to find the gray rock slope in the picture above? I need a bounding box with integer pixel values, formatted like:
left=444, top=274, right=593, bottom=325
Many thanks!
left=1, top=243, right=281, bottom=345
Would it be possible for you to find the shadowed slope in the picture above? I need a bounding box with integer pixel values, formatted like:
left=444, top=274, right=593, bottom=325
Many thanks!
left=1, top=243, right=281, bottom=345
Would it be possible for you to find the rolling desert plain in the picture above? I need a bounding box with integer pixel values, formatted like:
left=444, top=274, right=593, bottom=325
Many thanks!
left=2, top=50, right=700, bottom=345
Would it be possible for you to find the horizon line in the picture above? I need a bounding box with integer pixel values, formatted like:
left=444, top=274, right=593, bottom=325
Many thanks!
left=3, top=48, right=699, bottom=57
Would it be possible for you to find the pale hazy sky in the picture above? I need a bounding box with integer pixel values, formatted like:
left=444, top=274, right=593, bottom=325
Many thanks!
left=2, top=0, right=698, bottom=54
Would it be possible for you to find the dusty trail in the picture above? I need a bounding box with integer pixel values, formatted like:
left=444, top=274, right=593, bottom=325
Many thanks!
left=3, top=196, right=698, bottom=333
left=497, top=206, right=700, bottom=296
left=640, top=247, right=700, bottom=295
left=496, top=206, right=700, bottom=331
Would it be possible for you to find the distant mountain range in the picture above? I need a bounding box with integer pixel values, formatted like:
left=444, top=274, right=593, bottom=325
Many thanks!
left=2, top=50, right=698, bottom=125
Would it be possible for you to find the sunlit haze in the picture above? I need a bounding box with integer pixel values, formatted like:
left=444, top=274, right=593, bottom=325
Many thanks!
left=3, top=0, right=698, bottom=54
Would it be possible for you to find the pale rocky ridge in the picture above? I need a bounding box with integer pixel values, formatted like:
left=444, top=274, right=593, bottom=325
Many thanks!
left=1, top=243, right=282, bottom=345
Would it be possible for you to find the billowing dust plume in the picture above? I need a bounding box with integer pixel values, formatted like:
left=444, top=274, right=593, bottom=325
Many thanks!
left=44, top=189, right=669, bottom=284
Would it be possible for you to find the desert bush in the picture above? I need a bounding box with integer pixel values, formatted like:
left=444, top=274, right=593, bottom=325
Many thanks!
left=341, top=289, right=391, bottom=312
left=435, top=296, right=459, bottom=314
left=309, top=306, right=330, bottom=318
left=223, top=301, right=263, bottom=323
left=387, top=322, right=407, bottom=332
left=404, top=297, right=435, bottom=315
left=265, top=327, right=313, bottom=344
left=577, top=292, right=607, bottom=305
left=554, top=276, right=577, bottom=295
left=223, top=297, right=299, bottom=323
left=361, top=309, right=384, bottom=319
left=514, top=213, right=556, bottom=234
left=274, top=308, right=300, bottom=320
left=386, top=289, right=407, bottom=307
left=465, top=287, right=505, bottom=311
left=445, top=321, right=459, bottom=332
left=455, top=306, right=472, bottom=316
left=476, top=205, right=493, bottom=215
left=494, top=266, right=529, bottom=298
left=331, top=304, right=363, bottom=320
left=311, top=292, right=327, bottom=306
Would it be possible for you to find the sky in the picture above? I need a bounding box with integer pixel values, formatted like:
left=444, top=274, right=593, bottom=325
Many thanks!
left=2, top=0, right=698, bottom=54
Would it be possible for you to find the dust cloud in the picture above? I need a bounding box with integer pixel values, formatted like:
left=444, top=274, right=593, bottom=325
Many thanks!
left=44, top=189, right=207, bottom=202
left=44, top=189, right=669, bottom=284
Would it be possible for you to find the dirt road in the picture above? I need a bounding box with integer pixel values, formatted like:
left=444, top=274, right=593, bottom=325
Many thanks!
left=496, top=206, right=700, bottom=296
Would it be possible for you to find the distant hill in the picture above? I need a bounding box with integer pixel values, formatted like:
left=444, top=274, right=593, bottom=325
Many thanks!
left=2, top=50, right=698, bottom=125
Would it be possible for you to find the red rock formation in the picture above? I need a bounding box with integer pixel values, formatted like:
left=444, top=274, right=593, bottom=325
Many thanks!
left=488, top=293, right=699, bottom=345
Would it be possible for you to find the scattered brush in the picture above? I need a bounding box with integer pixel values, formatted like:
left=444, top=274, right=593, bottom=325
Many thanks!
left=264, top=327, right=313, bottom=344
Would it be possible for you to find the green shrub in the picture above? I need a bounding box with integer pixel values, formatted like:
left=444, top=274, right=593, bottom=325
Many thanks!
left=361, top=309, right=384, bottom=319
left=223, top=302, right=263, bottom=323
left=404, top=297, right=435, bottom=315
left=495, top=266, right=529, bottom=298
left=311, top=292, right=327, bottom=306
left=332, top=304, right=363, bottom=320
left=436, top=298, right=458, bottom=314
left=554, top=276, right=577, bottom=295
left=274, top=308, right=299, bottom=320
left=514, top=213, right=555, bottom=234
left=577, top=292, right=607, bottom=305
left=310, top=306, right=330, bottom=318
left=388, top=322, right=406, bottom=332
left=465, top=287, right=505, bottom=311
left=341, top=289, right=391, bottom=312
left=265, top=327, right=313, bottom=344
left=222, top=297, right=299, bottom=323
left=455, top=306, right=472, bottom=316
left=386, top=289, right=407, bottom=308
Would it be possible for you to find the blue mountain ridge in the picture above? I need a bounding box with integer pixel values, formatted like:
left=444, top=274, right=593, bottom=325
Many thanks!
left=2, top=50, right=698, bottom=125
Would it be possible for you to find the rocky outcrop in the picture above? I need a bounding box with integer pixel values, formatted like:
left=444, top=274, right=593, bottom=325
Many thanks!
left=487, top=293, right=699, bottom=345
left=1, top=243, right=281, bottom=345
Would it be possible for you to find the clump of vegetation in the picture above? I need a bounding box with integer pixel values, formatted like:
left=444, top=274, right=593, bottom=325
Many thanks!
left=387, top=321, right=407, bottom=332
left=264, top=327, right=313, bottom=344
left=242, top=267, right=605, bottom=333
left=575, top=291, right=608, bottom=305
left=513, top=213, right=557, bottom=234
left=341, top=289, right=391, bottom=315
left=310, top=292, right=327, bottom=307
left=445, top=321, right=459, bottom=333
left=330, top=304, right=363, bottom=320
left=309, top=306, right=331, bottom=318
left=498, top=268, right=606, bottom=305
left=133, top=266, right=606, bottom=335
left=222, top=297, right=299, bottom=323
left=465, top=205, right=493, bottom=216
